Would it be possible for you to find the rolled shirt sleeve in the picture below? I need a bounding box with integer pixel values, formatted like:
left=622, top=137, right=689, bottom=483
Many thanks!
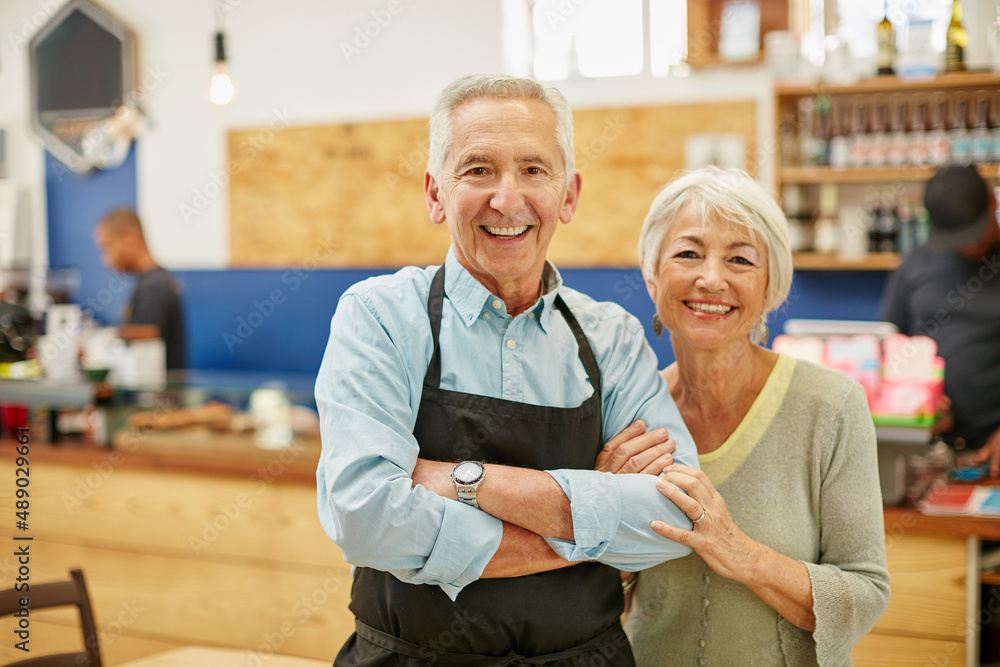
left=542, top=296, right=698, bottom=569
left=544, top=470, right=693, bottom=569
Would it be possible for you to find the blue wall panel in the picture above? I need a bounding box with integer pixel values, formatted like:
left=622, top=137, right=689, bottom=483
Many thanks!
left=45, top=146, right=138, bottom=325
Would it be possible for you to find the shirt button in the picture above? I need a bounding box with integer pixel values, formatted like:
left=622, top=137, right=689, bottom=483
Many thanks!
left=702, top=598, right=709, bottom=607
left=528, top=312, right=535, bottom=319
left=699, top=640, right=706, bottom=648
left=703, top=574, right=710, bottom=584
left=506, top=340, right=516, bottom=350
left=483, top=312, right=491, bottom=320
left=492, top=299, right=503, bottom=310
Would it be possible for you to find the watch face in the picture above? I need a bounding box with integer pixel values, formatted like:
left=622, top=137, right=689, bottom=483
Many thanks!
left=453, top=461, right=483, bottom=484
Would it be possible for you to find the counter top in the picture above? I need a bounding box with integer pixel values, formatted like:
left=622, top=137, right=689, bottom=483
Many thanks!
left=0, top=430, right=321, bottom=483
left=883, top=505, right=1000, bottom=540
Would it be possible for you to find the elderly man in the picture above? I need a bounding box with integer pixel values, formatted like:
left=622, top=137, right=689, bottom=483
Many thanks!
left=316, top=74, right=696, bottom=666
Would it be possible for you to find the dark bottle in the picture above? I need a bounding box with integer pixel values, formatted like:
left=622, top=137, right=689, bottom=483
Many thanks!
left=877, top=3, right=896, bottom=75
left=946, top=0, right=968, bottom=72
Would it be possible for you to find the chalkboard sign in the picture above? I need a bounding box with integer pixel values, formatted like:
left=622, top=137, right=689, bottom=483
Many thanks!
left=28, top=0, right=136, bottom=173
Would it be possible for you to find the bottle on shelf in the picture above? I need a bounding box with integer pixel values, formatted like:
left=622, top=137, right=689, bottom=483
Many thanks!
left=869, top=96, right=890, bottom=167
left=928, top=92, right=952, bottom=166
left=849, top=96, right=870, bottom=167
left=888, top=94, right=909, bottom=166
left=896, top=188, right=919, bottom=255
left=908, top=95, right=930, bottom=166
left=972, top=91, right=993, bottom=164
left=798, top=97, right=817, bottom=167
left=829, top=97, right=851, bottom=168
left=864, top=188, right=882, bottom=253
left=877, top=2, right=896, bottom=76
left=779, top=108, right=799, bottom=168
left=992, top=90, right=1000, bottom=162
left=877, top=192, right=899, bottom=252
left=949, top=93, right=971, bottom=165
left=812, top=96, right=831, bottom=167
left=945, top=0, right=968, bottom=73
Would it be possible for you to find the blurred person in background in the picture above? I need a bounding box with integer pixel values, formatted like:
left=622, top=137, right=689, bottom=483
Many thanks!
left=94, top=208, right=186, bottom=370
left=880, top=165, right=1000, bottom=474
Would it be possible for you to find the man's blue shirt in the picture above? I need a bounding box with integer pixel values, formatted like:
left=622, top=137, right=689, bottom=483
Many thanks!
left=316, top=249, right=696, bottom=599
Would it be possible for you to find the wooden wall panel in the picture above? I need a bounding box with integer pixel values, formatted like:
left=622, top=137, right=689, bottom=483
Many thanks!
left=852, top=633, right=965, bottom=667
left=228, top=101, right=756, bottom=268
left=872, top=532, right=967, bottom=641
left=10, top=459, right=338, bottom=568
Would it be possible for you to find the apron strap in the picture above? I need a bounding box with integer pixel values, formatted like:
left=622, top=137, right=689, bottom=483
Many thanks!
left=423, top=266, right=603, bottom=399
left=353, top=618, right=629, bottom=666
left=424, top=265, right=446, bottom=389
left=553, top=294, right=602, bottom=397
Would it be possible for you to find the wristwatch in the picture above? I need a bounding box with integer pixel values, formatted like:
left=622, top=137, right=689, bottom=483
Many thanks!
left=451, top=460, right=486, bottom=509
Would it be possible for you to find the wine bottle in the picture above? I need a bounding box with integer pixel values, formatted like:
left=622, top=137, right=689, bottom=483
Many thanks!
left=877, top=3, right=896, bottom=75
left=945, top=0, right=968, bottom=73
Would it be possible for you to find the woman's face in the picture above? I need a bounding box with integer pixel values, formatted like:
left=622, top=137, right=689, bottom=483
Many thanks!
left=647, top=202, right=769, bottom=350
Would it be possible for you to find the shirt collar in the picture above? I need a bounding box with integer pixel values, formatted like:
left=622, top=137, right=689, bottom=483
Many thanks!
left=443, top=248, right=563, bottom=331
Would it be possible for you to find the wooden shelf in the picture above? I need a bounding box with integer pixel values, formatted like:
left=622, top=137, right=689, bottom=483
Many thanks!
left=781, top=164, right=999, bottom=184
left=686, top=53, right=766, bottom=69
left=775, top=71, right=1000, bottom=96
left=792, top=252, right=900, bottom=271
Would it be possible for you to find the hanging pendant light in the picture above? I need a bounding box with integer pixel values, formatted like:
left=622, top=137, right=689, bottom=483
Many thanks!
left=209, top=30, right=234, bottom=105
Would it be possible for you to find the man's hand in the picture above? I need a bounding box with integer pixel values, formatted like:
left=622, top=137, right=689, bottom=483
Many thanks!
left=932, top=394, right=954, bottom=437
left=966, top=426, right=1000, bottom=478
left=411, top=459, right=458, bottom=499
left=594, top=420, right=675, bottom=475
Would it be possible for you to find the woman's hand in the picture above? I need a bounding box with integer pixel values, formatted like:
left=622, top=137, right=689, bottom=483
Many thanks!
left=651, top=464, right=759, bottom=581
left=594, top=421, right=676, bottom=475
left=650, top=463, right=817, bottom=631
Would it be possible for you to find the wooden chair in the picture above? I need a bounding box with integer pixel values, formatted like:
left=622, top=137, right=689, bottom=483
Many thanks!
left=0, top=569, right=102, bottom=667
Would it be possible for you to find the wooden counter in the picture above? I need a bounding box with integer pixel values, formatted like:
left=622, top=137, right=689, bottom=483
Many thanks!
left=4, top=436, right=999, bottom=667
left=851, top=505, right=1000, bottom=666
left=0, top=434, right=351, bottom=666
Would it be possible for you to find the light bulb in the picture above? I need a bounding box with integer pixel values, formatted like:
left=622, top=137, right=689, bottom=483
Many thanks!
left=210, top=61, right=234, bottom=105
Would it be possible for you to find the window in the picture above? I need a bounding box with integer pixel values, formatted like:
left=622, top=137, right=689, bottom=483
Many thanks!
left=838, top=0, right=953, bottom=59
left=502, top=0, right=687, bottom=80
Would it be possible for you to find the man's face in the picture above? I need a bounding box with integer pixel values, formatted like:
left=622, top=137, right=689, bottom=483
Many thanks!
left=94, top=225, right=133, bottom=273
left=424, top=96, right=580, bottom=297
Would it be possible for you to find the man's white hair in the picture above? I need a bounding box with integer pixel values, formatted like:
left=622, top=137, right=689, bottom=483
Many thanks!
left=426, top=74, right=575, bottom=186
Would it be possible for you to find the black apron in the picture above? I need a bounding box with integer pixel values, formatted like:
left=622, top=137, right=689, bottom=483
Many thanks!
left=334, top=267, right=633, bottom=667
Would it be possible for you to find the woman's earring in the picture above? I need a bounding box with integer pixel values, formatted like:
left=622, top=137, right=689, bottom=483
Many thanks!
left=652, top=314, right=664, bottom=338
left=756, top=318, right=769, bottom=346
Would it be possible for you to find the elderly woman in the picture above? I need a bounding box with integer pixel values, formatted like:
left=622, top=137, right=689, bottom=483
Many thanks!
left=625, top=166, right=890, bottom=665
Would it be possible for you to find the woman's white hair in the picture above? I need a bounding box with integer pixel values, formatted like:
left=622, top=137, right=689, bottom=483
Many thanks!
left=427, top=74, right=575, bottom=186
left=637, top=166, right=793, bottom=318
